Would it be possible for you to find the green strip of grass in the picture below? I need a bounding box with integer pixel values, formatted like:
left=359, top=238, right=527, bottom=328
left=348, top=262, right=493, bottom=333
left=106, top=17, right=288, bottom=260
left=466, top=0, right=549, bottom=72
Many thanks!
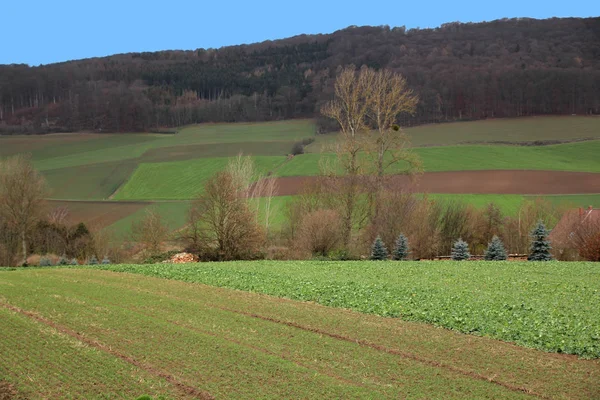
left=114, top=156, right=287, bottom=200
left=97, top=261, right=600, bottom=359
left=279, top=140, right=600, bottom=176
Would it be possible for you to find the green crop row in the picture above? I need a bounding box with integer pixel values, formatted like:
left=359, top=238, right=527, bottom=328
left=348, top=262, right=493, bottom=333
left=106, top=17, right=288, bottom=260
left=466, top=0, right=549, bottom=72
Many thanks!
left=96, top=260, right=600, bottom=358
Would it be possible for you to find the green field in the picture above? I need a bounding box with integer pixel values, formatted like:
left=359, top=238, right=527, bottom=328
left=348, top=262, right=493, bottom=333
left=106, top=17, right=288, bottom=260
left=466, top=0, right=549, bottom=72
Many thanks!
left=2, top=117, right=600, bottom=231
left=99, top=261, right=600, bottom=359
left=0, top=267, right=598, bottom=399
left=310, top=116, right=600, bottom=150
left=280, top=140, right=600, bottom=177
left=114, top=156, right=287, bottom=200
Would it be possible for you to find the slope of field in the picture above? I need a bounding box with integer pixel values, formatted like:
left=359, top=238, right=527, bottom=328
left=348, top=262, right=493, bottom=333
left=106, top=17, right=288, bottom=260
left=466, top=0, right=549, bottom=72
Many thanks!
left=114, top=156, right=287, bottom=200
left=283, top=140, right=600, bottom=176
left=0, top=268, right=598, bottom=399
left=101, top=261, right=600, bottom=359
left=310, top=116, right=600, bottom=150
left=46, top=200, right=149, bottom=230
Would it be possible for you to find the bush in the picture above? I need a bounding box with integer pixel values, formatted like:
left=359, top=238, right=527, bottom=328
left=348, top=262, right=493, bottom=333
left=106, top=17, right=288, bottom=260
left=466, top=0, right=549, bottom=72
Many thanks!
left=58, top=256, right=68, bottom=265
left=370, top=236, right=388, bottom=260
left=69, top=258, right=78, bottom=265
left=392, top=234, right=410, bottom=260
left=451, top=238, right=471, bottom=261
left=296, top=209, right=342, bottom=257
left=101, top=257, right=111, bottom=265
left=485, top=235, right=508, bottom=261
left=301, top=137, right=315, bottom=146
left=290, top=142, right=305, bottom=155
left=142, top=250, right=180, bottom=264
left=39, top=256, right=53, bottom=267
left=88, top=255, right=99, bottom=265
left=528, top=221, right=553, bottom=261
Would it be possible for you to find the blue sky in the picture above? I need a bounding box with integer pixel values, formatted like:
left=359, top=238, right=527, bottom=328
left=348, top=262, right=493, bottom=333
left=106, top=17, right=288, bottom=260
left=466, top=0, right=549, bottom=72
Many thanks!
left=2, top=0, right=598, bottom=66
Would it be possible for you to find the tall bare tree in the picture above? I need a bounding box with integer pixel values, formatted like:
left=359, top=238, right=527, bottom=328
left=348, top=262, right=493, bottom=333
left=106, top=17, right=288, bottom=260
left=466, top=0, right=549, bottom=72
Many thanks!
left=320, top=66, right=372, bottom=246
left=0, top=154, right=48, bottom=261
left=363, top=67, right=421, bottom=186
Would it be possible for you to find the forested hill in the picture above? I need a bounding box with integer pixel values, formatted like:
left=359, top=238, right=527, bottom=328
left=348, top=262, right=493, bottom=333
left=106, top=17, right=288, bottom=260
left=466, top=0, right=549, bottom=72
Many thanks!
left=1, top=17, right=599, bottom=134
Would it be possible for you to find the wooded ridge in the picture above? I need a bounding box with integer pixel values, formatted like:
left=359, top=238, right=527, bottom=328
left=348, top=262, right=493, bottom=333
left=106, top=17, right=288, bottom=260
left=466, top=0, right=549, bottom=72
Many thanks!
left=1, top=17, right=598, bottom=134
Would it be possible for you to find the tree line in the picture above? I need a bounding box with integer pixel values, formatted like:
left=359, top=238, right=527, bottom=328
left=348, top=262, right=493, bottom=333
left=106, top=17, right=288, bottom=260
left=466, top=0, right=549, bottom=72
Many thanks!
left=1, top=17, right=599, bottom=134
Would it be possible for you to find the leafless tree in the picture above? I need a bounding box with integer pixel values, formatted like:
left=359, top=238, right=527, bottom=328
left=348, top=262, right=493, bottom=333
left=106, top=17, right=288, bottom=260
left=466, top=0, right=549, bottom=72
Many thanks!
left=188, top=171, right=265, bottom=260
left=132, top=207, right=170, bottom=256
left=0, top=154, right=48, bottom=261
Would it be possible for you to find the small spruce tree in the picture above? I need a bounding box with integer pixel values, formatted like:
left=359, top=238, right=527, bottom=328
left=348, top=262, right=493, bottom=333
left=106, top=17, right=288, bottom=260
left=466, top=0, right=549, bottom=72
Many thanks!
left=485, top=235, right=508, bottom=261
left=451, top=238, right=471, bottom=261
left=392, top=234, right=410, bottom=260
left=58, top=256, right=68, bottom=266
left=370, top=236, right=388, bottom=260
left=69, top=258, right=78, bottom=266
left=101, top=257, right=111, bottom=265
left=88, top=255, right=99, bottom=265
left=528, top=221, right=553, bottom=261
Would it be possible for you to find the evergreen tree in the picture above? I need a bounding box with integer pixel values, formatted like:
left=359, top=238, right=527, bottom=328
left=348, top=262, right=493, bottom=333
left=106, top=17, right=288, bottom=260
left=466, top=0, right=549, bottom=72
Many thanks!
left=392, top=234, right=410, bottom=260
left=88, top=255, right=99, bottom=265
left=528, top=221, right=553, bottom=261
left=370, top=236, right=388, bottom=260
left=101, top=257, right=111, bottom=265
left=451, top=238, right=471, bottom=261
left=485, top=235, right=507, bottom=261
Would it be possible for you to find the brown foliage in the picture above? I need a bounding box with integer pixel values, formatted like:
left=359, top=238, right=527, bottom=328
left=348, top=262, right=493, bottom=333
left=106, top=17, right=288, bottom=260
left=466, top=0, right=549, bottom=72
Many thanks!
left=573, top=220, right=600, bottom=261
left=188, top=171, right=265, bottom=260
left=296, top=209, right=343, bottom=257
left=0, top=154, right=48, bottom=261
left=132, top=208, right=170, bottom=256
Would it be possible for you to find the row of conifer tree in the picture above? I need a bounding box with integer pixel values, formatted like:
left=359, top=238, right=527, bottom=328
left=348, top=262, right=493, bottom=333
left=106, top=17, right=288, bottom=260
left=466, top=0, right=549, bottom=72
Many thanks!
left=370, top=221, right=553, bottom=261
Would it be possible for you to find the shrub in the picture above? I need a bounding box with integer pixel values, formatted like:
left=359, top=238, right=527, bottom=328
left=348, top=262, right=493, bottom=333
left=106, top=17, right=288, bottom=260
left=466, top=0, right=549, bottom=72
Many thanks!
left=69, top=258, right=78, bottom=265
left=451, top=238, right=471, bottom=261
left=58, top=256, right=68, bottom=265
left=392, top=234, right=410, bottom=260
left=101, top=257, right=111, bottom=265
left=39, top=256, right=53, bottom=267
left=485, top=235, right=508, bottom=261
left=88, top=255, right=99, bottom=265
left=528, top=221, right=553, bottom=261
left=301, top=137, right=315, bottom=146
left=370, top=236, right=388, bottom=260
left=290, top=142, right=305, bottom=155
left=296, top=209, right=342, bottom=257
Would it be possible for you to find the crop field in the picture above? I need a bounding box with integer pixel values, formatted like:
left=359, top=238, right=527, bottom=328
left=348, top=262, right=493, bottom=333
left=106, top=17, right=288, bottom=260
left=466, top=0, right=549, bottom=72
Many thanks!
left=0, top=267, right=598, bottom=399
left=100, top=261, right=600, bottom=358
left=309, top=116, right=600, bottom=150
left=46, top=200, right=150, bottom=230
left=2, top=117, right=600, bottom=232
left=114, top=156, right=287, bottom=200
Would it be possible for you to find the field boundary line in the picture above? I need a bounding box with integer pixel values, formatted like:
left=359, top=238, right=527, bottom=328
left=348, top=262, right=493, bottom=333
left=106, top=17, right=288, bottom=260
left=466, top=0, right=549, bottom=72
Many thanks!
left=51, top=271, right=549, bottom=399
left=214, top=305, right=549, bottom=399
left=0, top=299, right=213, bottom=400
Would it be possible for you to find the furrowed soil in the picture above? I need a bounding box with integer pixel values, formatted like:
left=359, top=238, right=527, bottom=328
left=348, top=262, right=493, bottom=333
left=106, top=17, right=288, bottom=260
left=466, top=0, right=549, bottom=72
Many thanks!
left=0, top=268, right=598, bottom=399
left=272, top=170, right=600, bottom=196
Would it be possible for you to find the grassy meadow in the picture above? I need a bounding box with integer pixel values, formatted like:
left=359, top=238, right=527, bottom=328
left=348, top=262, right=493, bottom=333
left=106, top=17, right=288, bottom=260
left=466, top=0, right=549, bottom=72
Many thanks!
left=0, top=266, right=598, bottom=399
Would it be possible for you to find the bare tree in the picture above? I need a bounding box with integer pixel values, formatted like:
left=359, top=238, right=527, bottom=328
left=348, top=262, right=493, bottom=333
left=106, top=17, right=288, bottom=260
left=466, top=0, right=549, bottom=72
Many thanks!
left=296, top=209, right=343, bottom=257
left=226, top=153, right=278, bottom=235
left=0, top=154, right=48, bottom=261
left=188, top=171, right=265, bottom=260
left=363, top=67, right=421, bottom=185
left=132, top=207, right=170, bottom=256
left=320, top=66, right=372, bottom=246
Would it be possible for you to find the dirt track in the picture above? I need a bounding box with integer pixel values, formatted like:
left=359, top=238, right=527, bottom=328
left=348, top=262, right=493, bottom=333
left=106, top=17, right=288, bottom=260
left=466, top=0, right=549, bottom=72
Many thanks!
left=272, top=170, right=600, bottom=196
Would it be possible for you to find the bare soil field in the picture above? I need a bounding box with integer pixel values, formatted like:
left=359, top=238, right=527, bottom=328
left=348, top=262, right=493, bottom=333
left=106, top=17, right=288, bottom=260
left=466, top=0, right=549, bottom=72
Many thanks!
left=272, top=170, right=600, bottom=196
left=46, top=200, right=150, bottom=229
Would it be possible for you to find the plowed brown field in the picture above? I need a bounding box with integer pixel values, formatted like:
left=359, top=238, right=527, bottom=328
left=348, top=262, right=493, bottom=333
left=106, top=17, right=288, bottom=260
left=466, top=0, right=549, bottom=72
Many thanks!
left=272, top=170, right=600, bottom=196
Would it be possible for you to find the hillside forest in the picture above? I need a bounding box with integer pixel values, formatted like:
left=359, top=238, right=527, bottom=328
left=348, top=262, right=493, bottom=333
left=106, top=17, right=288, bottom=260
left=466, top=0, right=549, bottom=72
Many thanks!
left=1, top=17, right=599, bottom=134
